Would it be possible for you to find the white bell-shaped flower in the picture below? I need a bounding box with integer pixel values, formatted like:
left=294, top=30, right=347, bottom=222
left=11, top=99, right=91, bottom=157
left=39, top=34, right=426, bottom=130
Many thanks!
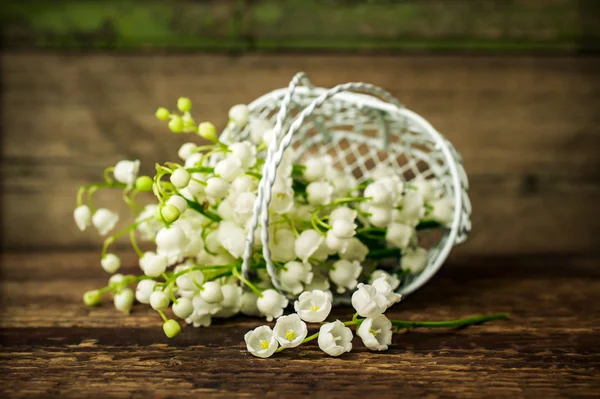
left=339, top=238, right=369, bottom=262
left=113, top=160, right=140, bottom=188
left=303, top=273, right=331, bottom=293
left=92, top=208, right=119, bottom=236
left=136, top=205, right=162, bottom=241
left=186, top=310, right=212, bottom=328
left=249, top=118, right=274, bottom=144
left=200, top=281, right=224, bottom=304
left=302, top=156, right=332, bottom=182
left=325, top=229, right=349, bottom=253
left=306, top=181, right=333, bottom=206
left=178, top=142, right=197, bottom=160
left=357, top=314, right=393, bottom=351
left=233, top=191, right=256, bottom=225
left=269, top=176, right=294, bottom=214
left=294, top=289, right=332, bottom=323
left=230, top=175, right=256, bottom=194
left=372, top=276, right=402, bottom=308
left=367, top=205, right=392, bottom=228
left=139, top=251, right=168, bottom=277
left=216, top=221, right=246, bottom=259
left=101, top=253, right=121, bottom=274
left=331, top=219, right=357, bottom=239
left=365, top=181, right=393, bottom=206
left=244, top=325, right=278, bottom=358
left=214, top=156, right=243, bottom=182
left=318, top=320, right=353, bottom=357
left=412, top=177, right=440, bottom=202
left=351, top=283, right=388, bottom=317
left=280, top=261, right=313, bottom=295
left=294, top=229, right=325, bottom=263
left=192, top=293, right=222, bottom=316
left=184, top=152, right=202, bottom=168
left=273, top=314, right=308, bottom=348
left=229, top=141, right=257, bottom=169
left=213, top=284, right=243, bottom=318
left=113, top=288, right=134, bottom=314
left=329, top=170, right=357, bottom=196
left=385, top=223, right=414, bottom=249
left=240, top=291, right=262, bottom=317
left=205, top=177, right=229, bottom=203
left=167, top=195, right=188, bottom=214
left=369, top=270, right=400, bottom=291
left=269, top=228, right=296, bottom=263
left=174, top=264, right=204, bottom=291
left=156, top=225, right=189, bottom=263
left=256, top=289, right=289, bottom=322
left=401, top=247, right=429, bottom=274
left=330, top=259, right=363, bottom=293
left=172, top=297, right=194, bottom=319
left=229, top=104, right=250, bottom=127
left=395, top=190, right=425, bottom=227
left=150, top=290, right=170, bottom=311
left=135, top=279, right=156, bottom=304
left=74, top=205, right=92, bottom=231
left=428, top=197, right=454, bottom=227
left=329, top=206, right=357, bottom=223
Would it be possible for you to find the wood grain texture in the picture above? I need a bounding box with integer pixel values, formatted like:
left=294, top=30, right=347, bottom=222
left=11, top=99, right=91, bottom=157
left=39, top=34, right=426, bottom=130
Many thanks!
left=2, top=53, right=599, bottom=254
left=1, top=251, right=599, bottom=398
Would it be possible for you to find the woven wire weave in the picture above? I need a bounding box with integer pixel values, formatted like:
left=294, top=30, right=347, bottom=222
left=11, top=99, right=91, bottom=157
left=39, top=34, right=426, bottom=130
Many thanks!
left=221, top=73, right=471, bottom=298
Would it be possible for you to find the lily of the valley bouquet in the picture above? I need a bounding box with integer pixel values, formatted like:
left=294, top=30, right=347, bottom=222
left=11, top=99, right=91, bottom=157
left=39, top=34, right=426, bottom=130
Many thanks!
left=75, top=96, right=506, bottom=358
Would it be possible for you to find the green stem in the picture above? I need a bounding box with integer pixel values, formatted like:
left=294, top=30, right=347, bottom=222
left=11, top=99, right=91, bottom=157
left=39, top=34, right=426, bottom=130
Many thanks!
left=274, top=313, right=508, bottom=354
left=313, top=196, right=371, bottom=214
left=185, top=199, right=222, bottom=222
left=129, top=230, right=144, bottom=258
left=365, top=248, right=402, bottom=260
left=389, top=313, right=510, bottom=330
left=101, top=217, right=153, bottom=257
left=231, top=267, right=263, bottom=298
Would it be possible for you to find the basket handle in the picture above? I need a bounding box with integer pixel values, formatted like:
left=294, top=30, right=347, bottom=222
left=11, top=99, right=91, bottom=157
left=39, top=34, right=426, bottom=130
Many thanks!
left=251, top=79, right=405, bottom=292
left=240, top=72, right=313, bottom=282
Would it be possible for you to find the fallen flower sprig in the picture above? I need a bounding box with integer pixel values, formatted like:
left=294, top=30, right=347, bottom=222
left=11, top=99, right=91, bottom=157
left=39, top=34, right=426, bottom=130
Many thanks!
left=245, top=276, right=509, bottom=358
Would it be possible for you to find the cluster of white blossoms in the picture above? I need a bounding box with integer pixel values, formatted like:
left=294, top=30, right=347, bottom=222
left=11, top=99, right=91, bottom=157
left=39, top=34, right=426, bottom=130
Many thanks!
left=245, top=270, right=402, bottom=358
left=74, top=97, right=456, bottom=340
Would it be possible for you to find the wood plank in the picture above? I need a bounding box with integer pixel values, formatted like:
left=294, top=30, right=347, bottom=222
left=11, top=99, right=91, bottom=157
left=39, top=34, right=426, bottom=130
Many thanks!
left=1, top=251, right=599, bottom=398
left=3, top=0, right=600, bottom=52
left=1, top=53, right=599, bottom=254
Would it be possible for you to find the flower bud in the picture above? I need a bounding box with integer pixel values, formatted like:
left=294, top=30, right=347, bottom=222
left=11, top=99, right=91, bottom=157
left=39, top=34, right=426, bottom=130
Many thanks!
left=155, top=107, right=170, bottom=121
left=74, top=205, right=92, bottom=231
left=177, top=97, right=192, bottom=112
left=101, top=253, right=121, bottom=274
left=160, top=204, right=180, bottom=224
left=168, top=115, right=184, bottom=133
left=135, top=176, right=153, bottom=192
left=198, top=122, right=217, bottom=142
left=228, top=104, right=249, bottom=127
left=163, top=319, right=182, bottom=338
left=150, top=290, right=170, bottom=311
left=170, top=168, right=191, bottom=188
left=83, top=290, right=102, bottom=307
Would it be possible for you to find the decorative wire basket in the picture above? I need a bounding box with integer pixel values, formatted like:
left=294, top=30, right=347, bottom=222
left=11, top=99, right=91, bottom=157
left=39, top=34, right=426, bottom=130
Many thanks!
left=220, top=73, right=471, bottom=298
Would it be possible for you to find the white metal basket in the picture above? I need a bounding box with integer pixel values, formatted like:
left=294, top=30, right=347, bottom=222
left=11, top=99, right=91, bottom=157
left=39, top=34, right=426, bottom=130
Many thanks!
left=221, top=73, right=471, bottom=298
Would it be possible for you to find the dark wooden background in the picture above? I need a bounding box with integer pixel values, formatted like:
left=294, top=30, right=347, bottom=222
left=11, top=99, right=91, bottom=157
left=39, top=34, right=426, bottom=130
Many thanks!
left=1, top=1, right=600, bottom=397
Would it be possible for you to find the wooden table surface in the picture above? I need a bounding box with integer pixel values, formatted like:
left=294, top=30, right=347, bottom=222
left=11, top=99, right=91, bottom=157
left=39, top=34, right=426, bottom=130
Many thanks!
left=1, top=251, right=598, bottom=398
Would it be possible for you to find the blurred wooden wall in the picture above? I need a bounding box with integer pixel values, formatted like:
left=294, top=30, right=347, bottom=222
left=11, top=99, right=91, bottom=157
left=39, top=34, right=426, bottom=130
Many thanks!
left=1, top=1, right=599, bottom=255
